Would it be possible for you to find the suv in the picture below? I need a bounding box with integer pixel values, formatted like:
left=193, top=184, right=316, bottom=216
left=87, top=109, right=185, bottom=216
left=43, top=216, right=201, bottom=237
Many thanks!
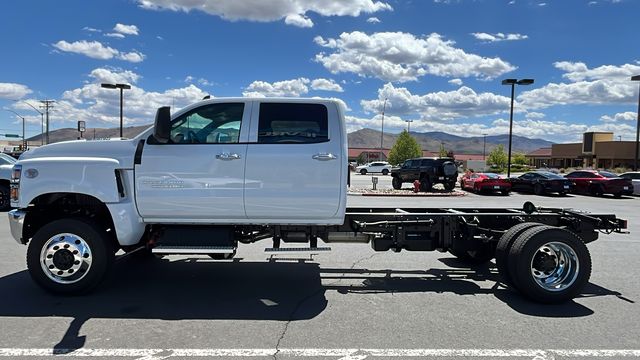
left=355, top=161, right=392, bottom=175
left=391, top=157, right=458, bottom=191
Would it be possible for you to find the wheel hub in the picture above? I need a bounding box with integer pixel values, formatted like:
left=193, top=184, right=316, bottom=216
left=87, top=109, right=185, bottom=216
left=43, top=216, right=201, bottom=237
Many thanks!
left=40, top=233, right=92, bottom=284
left=530, top=242, right=579, bottom=292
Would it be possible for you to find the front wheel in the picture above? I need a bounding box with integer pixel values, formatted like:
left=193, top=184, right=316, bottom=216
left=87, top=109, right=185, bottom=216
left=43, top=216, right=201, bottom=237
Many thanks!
left=360, top=169, right=367, bottom=175
left=392, top=177, right=402, bottom=190
left=26, top=218, right=114, bottom=295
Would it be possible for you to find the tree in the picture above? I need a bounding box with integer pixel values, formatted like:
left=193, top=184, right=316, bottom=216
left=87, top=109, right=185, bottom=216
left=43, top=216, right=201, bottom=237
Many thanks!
left=438, top=143, right=448, bottom=158
left=513, top=152, right=527, bottom=165
left=387, top=130, right=422, bottom=165
left=487, top=144, right=508, bottom=169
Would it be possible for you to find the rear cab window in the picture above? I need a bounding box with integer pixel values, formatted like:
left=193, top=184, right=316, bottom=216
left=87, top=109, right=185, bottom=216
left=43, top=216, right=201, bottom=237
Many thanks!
left=257, top=103, right=328, bottom=144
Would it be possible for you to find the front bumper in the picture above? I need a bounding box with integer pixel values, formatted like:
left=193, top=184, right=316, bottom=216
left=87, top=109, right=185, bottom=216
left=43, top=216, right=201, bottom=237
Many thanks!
left=8, top=209, right=26, bottom=244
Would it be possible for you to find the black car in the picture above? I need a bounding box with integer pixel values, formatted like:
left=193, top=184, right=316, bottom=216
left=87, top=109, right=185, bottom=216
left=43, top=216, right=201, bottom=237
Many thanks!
left=390, top=157, right=458, bottom=192
left=510, top=171, right=572, bottom=195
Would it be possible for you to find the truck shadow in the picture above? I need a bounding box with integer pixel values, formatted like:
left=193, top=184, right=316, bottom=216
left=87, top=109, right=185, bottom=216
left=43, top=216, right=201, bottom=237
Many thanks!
left=0, top=255, right=630, bottom=352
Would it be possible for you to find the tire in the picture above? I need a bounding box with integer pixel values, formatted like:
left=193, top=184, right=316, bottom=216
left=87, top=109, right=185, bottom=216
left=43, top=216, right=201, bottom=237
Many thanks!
left=501, top=190, right=510, bottom=196
left=382, top=169, right=389, bottom=176
left=507, top=226, right=591, bottom=303
left=26, top=218, right=114, bottom=295
left=392, top=176, right=402, bottom=190
left=360, top=169, right=367, bottom=175
left=0, top=183, right=10, bottom=211
left=534, top=183, right=545, bottom=196
left=589, top=185, right=603, bottom=197
left=613, top=192, right=623, bottom=198
left=443, top=181, right=456, bottom=192
left=419, top=177, right=432, bottom=192
left=495, top=222, right=545, bottom=288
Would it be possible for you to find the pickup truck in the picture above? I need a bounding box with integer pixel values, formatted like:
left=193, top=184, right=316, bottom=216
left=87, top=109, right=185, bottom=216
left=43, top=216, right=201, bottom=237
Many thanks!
left=7, top=97, right=627, bottom=303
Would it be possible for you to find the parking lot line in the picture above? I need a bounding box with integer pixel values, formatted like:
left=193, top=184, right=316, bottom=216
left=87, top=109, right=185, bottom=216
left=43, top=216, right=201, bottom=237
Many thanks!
left=1, top=348, right=640, bottom=358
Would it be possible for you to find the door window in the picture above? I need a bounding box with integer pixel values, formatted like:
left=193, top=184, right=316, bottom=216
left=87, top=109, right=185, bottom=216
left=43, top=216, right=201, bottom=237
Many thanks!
left=170, top=103, right=244, bottom=144
left=257, top=103, right=328, bottom=144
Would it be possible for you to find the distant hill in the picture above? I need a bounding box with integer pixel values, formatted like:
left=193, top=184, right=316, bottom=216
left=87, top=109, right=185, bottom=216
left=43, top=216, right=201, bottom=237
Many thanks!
left=27, top=125, right=553, bottom=154
left=348, top=129, right=553, bottom=154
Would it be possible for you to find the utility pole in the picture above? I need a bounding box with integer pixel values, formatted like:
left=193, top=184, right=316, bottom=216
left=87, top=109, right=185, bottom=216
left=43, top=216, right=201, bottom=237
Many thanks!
left=380, top=98, right=387, bottom=161
left=40, top=100, right=55, bottom=144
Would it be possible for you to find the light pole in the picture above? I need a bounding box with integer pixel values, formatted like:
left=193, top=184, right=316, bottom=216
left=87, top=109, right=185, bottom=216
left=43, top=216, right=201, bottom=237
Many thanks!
left=5, top=109, right=26, bottom=149
left=405, top=119, right=413, bottom=132
left=482, top=133, right=488, bottom=160
left=16, top=101, right=44, bottom=145
left=632, top=75, right=640, bottom=171
left=101, top=83, right=131, bottom=138
left=502, top=78, right=534, bottom=177
left=379, top=98, right=387, bottom=161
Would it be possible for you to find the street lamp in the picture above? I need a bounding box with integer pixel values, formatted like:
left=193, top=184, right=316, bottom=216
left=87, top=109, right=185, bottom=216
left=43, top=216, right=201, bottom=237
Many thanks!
left=502, top=78, right=534, bottom=177
left=101, top=83, right=131, bottom=138
left=379, top=98, right=387, bottom=161
left=482, top=133, right=488, bottom=160
left=5, top=109, right=26, bottom=149
left=632, top=75, right=640, bottom=171
left=405, top=119, right=413, bottom=132
left=16, top=101, right=44, bottom=145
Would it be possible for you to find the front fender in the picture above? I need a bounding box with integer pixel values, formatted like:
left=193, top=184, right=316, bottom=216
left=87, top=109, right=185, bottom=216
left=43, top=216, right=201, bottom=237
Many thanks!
left=15, top=157, right=122, bottom=208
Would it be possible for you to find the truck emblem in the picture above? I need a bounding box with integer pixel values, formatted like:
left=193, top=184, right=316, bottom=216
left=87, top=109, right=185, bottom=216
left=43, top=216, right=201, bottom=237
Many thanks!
left=24, top=169, right=39, bottom=179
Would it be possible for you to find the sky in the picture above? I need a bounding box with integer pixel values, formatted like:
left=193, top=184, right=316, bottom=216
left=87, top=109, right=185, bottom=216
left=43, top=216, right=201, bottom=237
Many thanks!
left=0, top=0, right=639, bottom=144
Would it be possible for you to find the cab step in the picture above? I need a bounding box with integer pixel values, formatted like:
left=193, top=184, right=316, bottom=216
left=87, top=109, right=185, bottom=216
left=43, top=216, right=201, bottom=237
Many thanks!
left=152, top=245, right=236, bottom=255
left=264, top=247, right=331, bottom=253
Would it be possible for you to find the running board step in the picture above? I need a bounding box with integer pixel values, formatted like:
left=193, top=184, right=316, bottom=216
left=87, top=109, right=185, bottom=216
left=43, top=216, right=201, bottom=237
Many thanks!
left=265, top=247, right=331, bottom=253
left=152, top=246, right=236, bottom=255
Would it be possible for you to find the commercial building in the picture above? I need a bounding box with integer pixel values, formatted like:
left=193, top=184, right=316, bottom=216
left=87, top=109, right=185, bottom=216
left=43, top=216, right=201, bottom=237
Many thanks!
left=526, top=132, right=639, bottom=170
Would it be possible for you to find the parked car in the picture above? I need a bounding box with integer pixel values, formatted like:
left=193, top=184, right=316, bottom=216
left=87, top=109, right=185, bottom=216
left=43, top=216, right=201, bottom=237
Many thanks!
left=565, top=170, right=633, bottom=197
left=355, top=161, right=392, bottom=175
left=460, top=172, right=511, bottom=195
left=510, top=171, right=573, bottom=196
left=390, top=157, right=458, bottom=191
left=619, top=172, right=640, bottom=195
left=0, top=152, right=17, bottom=211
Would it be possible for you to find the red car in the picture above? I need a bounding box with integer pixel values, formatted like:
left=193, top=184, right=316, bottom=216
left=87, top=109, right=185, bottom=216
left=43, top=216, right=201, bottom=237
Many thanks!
left=565, top=170, right=633, bottom=197
left=460, top=172, right=511, bottom=195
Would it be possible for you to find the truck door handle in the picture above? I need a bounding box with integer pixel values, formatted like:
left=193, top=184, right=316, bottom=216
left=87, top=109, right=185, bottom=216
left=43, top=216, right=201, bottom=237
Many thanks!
left=216, top=153, right=241, bottom=161
left=312, top=153, right=337, bottom=161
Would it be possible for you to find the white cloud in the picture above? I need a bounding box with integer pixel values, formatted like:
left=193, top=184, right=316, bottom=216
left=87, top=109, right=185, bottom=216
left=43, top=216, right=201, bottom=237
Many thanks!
left=360, top=82, right=512, bottom=121
left=185, top=75, right=215, bottom=87
left=243, top=78, right=310, bottom=97
left=137, top=0, right=392, bottom=27
left=525, top=111, right=546, bottom=119
left=518, top=62, right=640, bottom=109
left=367, top=17, right=381, bottom=23
left=52, top=40, right=146, bottom=63
left=314, top=31, right=516, bottom=82
left=51, top=68, right=208, bottom=128
left=448, top=78, right=463, bottom=86
left=471, top=32, right=528, bottom=42
left=0, top=83, right=33, bottom=99
left=600, top=111, right=637, bottom=122
left=105, top=33, right=126, bottom=39
left=114, top=23, right=140, bottom=36
left=284, top=14, right=313, bottom=27
left=82, top=27, right=101, bottom=33
left=310, top=78, right=344, bottom=92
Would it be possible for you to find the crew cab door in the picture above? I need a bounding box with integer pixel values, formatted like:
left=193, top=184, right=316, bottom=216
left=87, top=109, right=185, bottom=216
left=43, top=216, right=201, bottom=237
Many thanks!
left=244, top=101, right=343, bottom=222
left=135, top=102, right=251, bottom=221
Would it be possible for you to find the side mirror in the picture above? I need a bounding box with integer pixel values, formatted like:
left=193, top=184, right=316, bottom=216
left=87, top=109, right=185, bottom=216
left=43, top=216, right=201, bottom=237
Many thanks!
left=153, top=106, right=171, bottom=143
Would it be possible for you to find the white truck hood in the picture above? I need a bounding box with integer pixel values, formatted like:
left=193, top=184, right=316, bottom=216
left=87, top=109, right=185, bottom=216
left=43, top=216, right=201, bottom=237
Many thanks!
left=18, top=138, right=139, bottom=168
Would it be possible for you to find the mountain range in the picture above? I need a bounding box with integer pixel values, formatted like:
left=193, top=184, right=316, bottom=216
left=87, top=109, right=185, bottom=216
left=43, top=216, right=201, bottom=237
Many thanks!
left=24, top=126, right=553, bottom=154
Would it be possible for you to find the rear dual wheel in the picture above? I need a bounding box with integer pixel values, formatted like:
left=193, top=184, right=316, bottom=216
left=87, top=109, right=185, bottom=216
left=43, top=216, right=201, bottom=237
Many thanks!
left=497, top=224, right=591, bottom=303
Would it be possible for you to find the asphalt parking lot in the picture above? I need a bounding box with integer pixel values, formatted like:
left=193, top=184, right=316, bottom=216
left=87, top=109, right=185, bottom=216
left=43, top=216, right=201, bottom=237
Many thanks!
left=0, top=175, right=638, bottom=359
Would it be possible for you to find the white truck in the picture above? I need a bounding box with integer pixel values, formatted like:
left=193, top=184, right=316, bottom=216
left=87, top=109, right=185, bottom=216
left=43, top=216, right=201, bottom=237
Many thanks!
left=7, top=98, right=627, bottom=303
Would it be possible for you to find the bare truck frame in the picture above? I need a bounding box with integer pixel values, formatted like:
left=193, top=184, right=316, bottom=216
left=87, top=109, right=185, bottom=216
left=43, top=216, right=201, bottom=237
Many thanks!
left=143, top=201, right=627, bottom=304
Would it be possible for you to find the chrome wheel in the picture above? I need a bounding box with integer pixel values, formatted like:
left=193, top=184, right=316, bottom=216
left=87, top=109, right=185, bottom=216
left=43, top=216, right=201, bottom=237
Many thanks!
left=530, top=241, right=579, bottom=292
left=40, top=233, right=93, bottom=284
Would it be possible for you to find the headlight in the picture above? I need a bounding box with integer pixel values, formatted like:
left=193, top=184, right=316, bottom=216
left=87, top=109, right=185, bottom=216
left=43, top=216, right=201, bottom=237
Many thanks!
left=10, top=164, right=21, bottom=202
